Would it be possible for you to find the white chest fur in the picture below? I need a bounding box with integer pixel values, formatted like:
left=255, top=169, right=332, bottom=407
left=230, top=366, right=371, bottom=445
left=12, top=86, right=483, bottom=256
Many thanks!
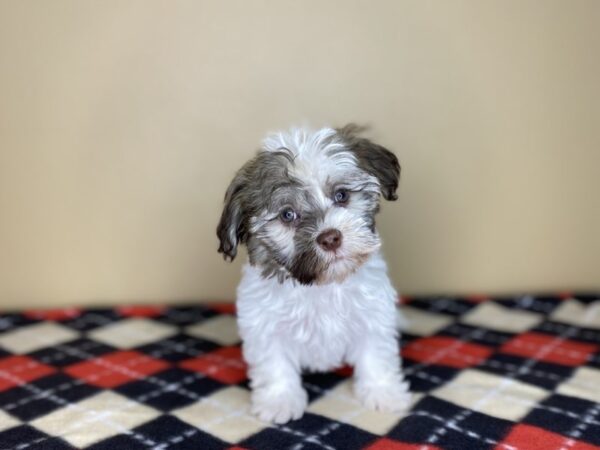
left=236, top=252, right=398, bottom=372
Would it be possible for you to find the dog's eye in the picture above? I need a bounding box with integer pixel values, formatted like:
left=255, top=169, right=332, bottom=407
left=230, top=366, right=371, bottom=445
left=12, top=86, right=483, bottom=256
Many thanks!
left=279, top=207, right=297, bottom=223
left=333, top=189, right=349, bottom=205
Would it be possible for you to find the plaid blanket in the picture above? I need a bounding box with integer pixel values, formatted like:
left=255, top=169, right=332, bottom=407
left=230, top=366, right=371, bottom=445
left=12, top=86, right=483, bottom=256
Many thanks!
left=0, top=293, right=598, bottom=450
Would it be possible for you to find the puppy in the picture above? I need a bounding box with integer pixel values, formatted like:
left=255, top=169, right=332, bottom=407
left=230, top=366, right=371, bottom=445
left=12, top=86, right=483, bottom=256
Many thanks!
left=217, top=125, right=410, bottom=423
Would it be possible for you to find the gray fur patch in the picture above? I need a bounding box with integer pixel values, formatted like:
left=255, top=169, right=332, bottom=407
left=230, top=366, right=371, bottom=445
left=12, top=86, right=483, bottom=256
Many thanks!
left=336, top=124, right=401, bottom=201
left=216, top=150, right=299, bottom=261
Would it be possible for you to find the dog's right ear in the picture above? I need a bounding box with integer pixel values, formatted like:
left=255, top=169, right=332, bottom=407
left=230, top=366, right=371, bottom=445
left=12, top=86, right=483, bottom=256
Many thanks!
left=217, top=165, right=250, bottom=262
left=337, top=124, right=400, bottom=201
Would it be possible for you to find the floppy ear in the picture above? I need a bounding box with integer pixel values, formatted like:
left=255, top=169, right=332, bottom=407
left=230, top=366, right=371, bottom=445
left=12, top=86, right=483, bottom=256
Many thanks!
left=338, top=124, right=401, bottom=201
left=216, top=167, right=250, bottom=261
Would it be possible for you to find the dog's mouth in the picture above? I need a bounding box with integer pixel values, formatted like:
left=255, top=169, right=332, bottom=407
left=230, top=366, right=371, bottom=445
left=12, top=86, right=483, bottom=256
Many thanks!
left=312, top=251, right=372, bottom=284
left=328, top=244, right=379, bottom=265
left=287, top=250, right=373, bottom=286
left=332, top=253, right=345, bottom=262
left=285, top=232, right=381, bottom=285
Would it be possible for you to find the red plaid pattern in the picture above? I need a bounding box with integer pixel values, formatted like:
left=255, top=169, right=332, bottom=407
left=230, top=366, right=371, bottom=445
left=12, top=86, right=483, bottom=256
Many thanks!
left=0, top=293, right=597, bottom=449
left=500, top=332, right=598, bottom=366
left=402, top=336, right=494, bottom=368
left=179, top=346, right=247, bottom=384
left=497, top=424, right=600, bottom=450
left=23, top=308, right=82, bottom=321
left=116, top=305, right=166, bottom=318
left=0, top=356, right=56, bottom=391
left=65, top=350, right=170, bottom=388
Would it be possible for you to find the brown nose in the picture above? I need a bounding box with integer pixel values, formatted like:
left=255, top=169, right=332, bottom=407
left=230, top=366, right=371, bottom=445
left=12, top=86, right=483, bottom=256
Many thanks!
left=317, top=229, right=343, bottom=252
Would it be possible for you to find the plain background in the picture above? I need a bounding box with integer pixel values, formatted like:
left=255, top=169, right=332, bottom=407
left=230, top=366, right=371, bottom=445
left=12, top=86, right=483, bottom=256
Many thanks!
left=1, top=1, right=599, bottom=309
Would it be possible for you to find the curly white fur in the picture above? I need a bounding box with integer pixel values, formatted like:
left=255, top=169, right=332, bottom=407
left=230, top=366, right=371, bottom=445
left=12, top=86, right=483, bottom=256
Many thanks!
left=237, top=251, right=410, bottom=423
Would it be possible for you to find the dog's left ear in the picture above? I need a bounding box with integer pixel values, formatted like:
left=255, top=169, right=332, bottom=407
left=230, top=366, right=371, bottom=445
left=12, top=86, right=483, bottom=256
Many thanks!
left=337, top=124, right=400, bottom=201
left=216, top=165, right=250, bottom=261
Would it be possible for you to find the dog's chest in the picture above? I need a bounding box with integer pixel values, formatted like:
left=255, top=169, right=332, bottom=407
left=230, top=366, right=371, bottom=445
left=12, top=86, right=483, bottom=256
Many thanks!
left=237, top=255, right=396, bottom=372
left=277, top=286, right=366, bottom=371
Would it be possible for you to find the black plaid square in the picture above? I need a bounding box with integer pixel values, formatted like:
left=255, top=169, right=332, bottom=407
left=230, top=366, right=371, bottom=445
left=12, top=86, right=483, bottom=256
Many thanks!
left=303, top=371, right=349, bottom=402
left=437, top=322, right=514, bottom=347
left=0, top=425, right=74, bottom=450
left=29, top=338, right=116, bottom=368
left=535, top=320, right=600, bottom=346
left=405, top=296, right=478, bottom=316
left=523, top=393, right=600, bottom=447
left=241, top=413, right=377, bottom=450
left=388, top=395, right=514, bottom=450
left=61, top=309, right=123, bottom=332
left=495, top=294, right=563, bottom=315
left=155, top=306, right=219, bottom=327
left=88, top=415, right=228, bottom=450
left=136, top=334, right=220, bottom=362
left=116, top=367, right=224, bottom=412
left=403, top=359, right=462, bottom=392
left=475, top=352, right=576, bottom=390
left=0, top=373, right=100, bottom=421
left=0, top=314, right=39, bottom=334
left=589, top=350, right=600, bottom=369
left=571, top=293, right=600, bottom=304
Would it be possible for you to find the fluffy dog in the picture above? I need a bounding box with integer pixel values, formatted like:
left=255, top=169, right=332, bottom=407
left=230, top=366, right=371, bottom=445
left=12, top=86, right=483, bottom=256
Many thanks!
left=217, top=125, right=410, bottom=423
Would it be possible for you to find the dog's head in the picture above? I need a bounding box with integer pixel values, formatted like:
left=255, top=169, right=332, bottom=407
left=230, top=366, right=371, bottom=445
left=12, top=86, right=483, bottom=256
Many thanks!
left=217, top=125, right=400, bottom=285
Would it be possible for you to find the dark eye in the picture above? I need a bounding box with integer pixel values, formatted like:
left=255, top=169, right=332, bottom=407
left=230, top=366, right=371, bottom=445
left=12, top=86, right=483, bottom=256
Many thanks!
left=333, top=189, right=349, bottom=204
left=279, top=207, right=297, bottom=223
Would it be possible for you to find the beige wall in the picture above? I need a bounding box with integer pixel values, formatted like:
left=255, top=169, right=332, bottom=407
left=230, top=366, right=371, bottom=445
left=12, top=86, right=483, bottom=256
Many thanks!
left=1, top=1, right=599, bottom=309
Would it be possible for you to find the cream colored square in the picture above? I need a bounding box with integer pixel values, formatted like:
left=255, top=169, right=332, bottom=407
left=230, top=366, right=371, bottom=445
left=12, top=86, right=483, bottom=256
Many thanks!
left=461, top=302, right=542, bottom=333
left=400, top=306, right=454, bottom=336
left=88, top=318, right=176, bottom=349
left=31, top=391, right=159, bottom=447
left=185, top=315, right=240, bottom=345
left=0, top=322, right=79, bottom=354
left=551, top=301, right=600, bottom=328
left=173, top=386, right=266, bottom=443
left=307, top=380, right=413, bottom=434
left=0, top=410, right=20, bottom=431
left=557, top=367, right=600, bottom=403
left=432, top=369, right=549, bottom=421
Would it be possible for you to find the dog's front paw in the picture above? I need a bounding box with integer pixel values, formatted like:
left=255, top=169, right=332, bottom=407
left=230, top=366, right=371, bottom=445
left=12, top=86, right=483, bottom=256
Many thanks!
left=355, top=380, right=411, bottom=413
left=251, top=385, right=308, bottom=424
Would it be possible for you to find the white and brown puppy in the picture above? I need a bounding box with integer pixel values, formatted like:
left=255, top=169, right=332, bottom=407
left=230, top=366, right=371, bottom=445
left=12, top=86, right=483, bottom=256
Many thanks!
left=217, top=125, right=410, bottom=424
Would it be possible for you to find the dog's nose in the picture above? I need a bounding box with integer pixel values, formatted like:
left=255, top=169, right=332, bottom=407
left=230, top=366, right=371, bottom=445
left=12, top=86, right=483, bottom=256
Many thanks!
left=317, top=229, right=343, bottom=252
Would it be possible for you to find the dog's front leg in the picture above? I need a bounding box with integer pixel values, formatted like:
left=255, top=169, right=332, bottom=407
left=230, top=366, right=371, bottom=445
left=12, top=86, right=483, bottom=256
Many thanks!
left=246, top=344, right=308, bottom=424
left=351, top=333, right=411, bottom=413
